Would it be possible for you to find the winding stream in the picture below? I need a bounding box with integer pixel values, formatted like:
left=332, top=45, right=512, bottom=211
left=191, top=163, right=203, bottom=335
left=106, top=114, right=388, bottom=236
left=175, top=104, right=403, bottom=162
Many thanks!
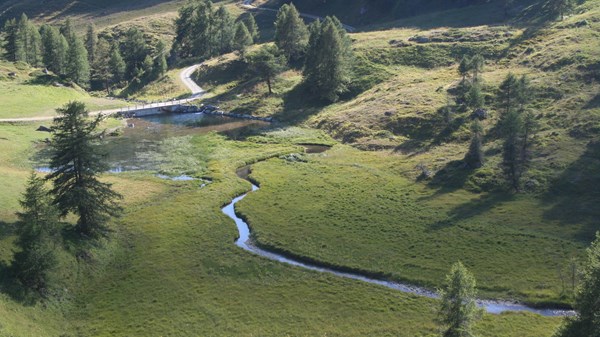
left=222, top=159, right=576, bottom=317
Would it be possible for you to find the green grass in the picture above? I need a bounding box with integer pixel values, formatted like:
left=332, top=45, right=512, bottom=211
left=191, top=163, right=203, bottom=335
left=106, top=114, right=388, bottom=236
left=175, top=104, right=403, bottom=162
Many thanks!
left=0, top=124, right=563, bottom=336
left=238, top=145, right=591, bottom=306
left=0, top=62, right=129, bottom=119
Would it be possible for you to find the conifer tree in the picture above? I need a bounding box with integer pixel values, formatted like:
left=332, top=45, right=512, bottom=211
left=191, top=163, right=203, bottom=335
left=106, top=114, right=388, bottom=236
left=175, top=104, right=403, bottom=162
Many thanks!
left=41, top=25, right=68, bottom=75
left=109, top=43, right=126, bottom=87
left=549, top=0, right=574, bottom=20
left=92, top=38, right=112, bottom=92
left=303, top=17, right=353, bottom=102
left=213, top=5, right=235, bottom=55
left=237, top=12, right=259, bottom=42
left=470, top=54, right=484, bottom=83
left=153, top=41, right=168, bottom=79
left=12, top=173, right=59, bottom=294
left=233, top=21, right=253, bottom=58
left=122, top=27, right=149, bottom=79
left=555, top=232, right=600, bottom=337
left=466, top=83, right=484, bottom=110
left=48, top=102, right=122, bottom=237
left=274, top=3, right=309, bottom=60
left=85, top=23, right=98, bottom=65
left=60, top=18, right=75, bottom=42
left=464, top=120, right=485, bottom=169
left=67, top=35, right=90, bottom=87
left=458, top=55, right=471, bottom=82
left=500, top=108, right=523, bottom=191
left=438, top=262, right=481, bottom=337
left=14, top=14, right=30, bottom=63
left=248, top=45, right=287, bottom=95
left=498, top=72, right=519, bottom=115
left=2, top=18, right=18, bottom=61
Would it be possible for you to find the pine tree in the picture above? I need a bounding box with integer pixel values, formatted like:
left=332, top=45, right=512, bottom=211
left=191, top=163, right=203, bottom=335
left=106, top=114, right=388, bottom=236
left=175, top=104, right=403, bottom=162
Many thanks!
left=153, top=41, right=168, bottom=79
left=67, top=35, right=90, bottom=88
left=91, top=38, right=112, bottom=92
left=248, top=45, right=287, bottom=95
left=2, top=18, right=18, bottom=61
left=438, top=262, right=481, bottom=337
left=85, top=23, right=98, bottom=65
left=14, top=14, right=29, bottom=63
left=470, top=54, right=484, bottom=83
left=274, top=3, right=309, bottom=60
left=498, top=72, right=519, bottom=115
left=213, top=5, right=234, bottom=55
left=466, top=83, right=484, bottom=110
left=60, top=18, right=75, bottom=42
left=41, top=25, right=68, bottom=75
left=237, top=12, right=259, bottom=42
left=233, top=21, right=253, bottom=58
left=190, top=0, right=216, bottom=59
left=303, top=17, right=353, bottom=102
left=48, top=102, right=122, bottom=237
left=464, top=120, right=485, bottom=169
left=500, top=108, right=523, bottom=191
left=555, top=232, right=600, bottom=337
left=12, top=173, right=59, bottom=294
left=458, top=55, right=471, bottom=82
left=172, top=1, right=198, bottom=60
left=109, top=43, right=126, bottom=86
left=122, top=27, right=149, bottom=79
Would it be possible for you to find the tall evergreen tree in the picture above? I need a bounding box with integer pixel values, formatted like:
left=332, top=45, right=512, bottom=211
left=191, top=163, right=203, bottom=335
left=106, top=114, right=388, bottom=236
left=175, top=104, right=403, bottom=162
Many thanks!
left=438, top=262, right=481, bottom=337
left=500, top=108, right=523, bottom=191
left=122, top=27, right=149, bottom=79
left=41, top=25, right=68, bottom=75
left=274, top=3, right=309, bottom=60
left=12, top=173, right=59, bottom=294
left=171, top=1, right=198, bottom=60
left=212, top=5, right=234, bottom=55
left=464, top=120, right=485, bottom=169
left=85, top=23, right=98, bottom=65
left=555, top=232, right=600, bottom=337
left=14, top=14, right=30, bottom=63
left=498, top=72, right=519, bottom=115
left=91, top=38, right=112, bottom=92
left=60, top=18, right=75, bottom=42
left=304, top=17, right=353, bottom=102
left=248, top=45, right=287, bottom=95
left=2, top=18, right=18, bottom=61
left=108, top=43, right=126, bottom=88
left=48, top=102, right=122, bottom=237
left=67, top=35, right=90, bottom=88
left=237, top=12, right=259, bottom=42
left=470, top=54, right=484, bottom=83
left=233, top=21, right=253, bottom=58
left=458, top=55, right=471, bottom=82
left=153, top=41, right=168, bottom=79
left=465, top=83, right=484, bottom=110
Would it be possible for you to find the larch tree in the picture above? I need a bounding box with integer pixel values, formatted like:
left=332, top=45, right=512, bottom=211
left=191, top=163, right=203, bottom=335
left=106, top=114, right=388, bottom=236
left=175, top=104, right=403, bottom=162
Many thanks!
left=85, top=23, right=98, bottom=65
left=274, top=3, right=309, bottom=61
left=248, top=45, right=287, bottom=95
left=67, top=35, right=90, bottom=88
left=153, top=41, right=168, bottom=79
left=109, top=42, right=126, bottom=87
left=47, top=102, right=122, bottom=238
left=303, top=16, right=353, bottom=102
left=438, top=262, right=481, bottom=337
left=233, top=21, right=253, bottom=58
left=12, top=173, right=59, bottom=295
left=237, top=12, right=259, bottom=42
left=555, top=232, right=600, bottom=337
left=213, top=5, right=235, bottom=55
left=2, top=18, right=18, bottom=61
left=464, top=119, right=485, bottom=169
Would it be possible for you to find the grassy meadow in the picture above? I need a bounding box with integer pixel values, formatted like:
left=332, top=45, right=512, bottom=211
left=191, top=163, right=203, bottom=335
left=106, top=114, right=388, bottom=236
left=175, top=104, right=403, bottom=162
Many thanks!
left=0, top=122, right=563, bottom=336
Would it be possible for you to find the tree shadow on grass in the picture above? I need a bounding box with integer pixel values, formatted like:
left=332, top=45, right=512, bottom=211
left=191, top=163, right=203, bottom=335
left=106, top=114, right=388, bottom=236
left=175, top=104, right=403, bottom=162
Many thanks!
left=275, top=82, right=330, bottom=124
left=0, top=221, right=38, bottom=306
left=542, top=140, right=600, bottom=242
left=427, top=192, right=515, bottom=231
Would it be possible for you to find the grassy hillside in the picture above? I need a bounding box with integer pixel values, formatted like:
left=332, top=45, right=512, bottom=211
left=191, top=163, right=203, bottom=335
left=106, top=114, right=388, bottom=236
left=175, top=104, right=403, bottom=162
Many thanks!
left=0, top=61, right=129, bottom=118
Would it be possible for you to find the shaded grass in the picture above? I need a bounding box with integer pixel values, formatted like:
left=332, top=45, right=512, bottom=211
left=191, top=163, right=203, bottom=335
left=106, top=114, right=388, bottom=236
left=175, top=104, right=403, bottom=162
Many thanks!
left=238, top=145, right=589, bottom=306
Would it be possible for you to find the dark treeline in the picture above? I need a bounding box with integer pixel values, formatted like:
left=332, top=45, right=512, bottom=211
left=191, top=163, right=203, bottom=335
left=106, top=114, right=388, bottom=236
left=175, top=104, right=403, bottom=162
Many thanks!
left=0, top=15, right=167, bottom=93
left=171, top=0, right=259, bottom=63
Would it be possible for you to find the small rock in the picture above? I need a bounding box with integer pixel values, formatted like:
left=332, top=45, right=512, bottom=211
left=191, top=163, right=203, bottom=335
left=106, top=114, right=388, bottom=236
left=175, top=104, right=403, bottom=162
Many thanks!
left=36, top=125, right=51, bottom=132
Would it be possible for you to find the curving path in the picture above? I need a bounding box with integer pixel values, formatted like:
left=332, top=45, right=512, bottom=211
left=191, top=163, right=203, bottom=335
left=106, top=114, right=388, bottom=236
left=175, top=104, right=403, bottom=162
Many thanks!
left=223, top=167, right=576, bottom=317
left=0, top=64, right=206, bottom=123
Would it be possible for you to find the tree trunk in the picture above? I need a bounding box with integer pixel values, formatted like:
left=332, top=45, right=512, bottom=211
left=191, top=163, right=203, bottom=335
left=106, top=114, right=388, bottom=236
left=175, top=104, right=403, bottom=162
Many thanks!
left=267, top=77, right=272, bottom=95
